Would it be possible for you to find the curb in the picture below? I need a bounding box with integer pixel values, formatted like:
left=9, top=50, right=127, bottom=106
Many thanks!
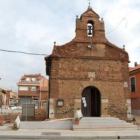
left=0, top=135, right=140, bottom=139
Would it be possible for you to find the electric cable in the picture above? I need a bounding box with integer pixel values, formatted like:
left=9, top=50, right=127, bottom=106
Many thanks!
left=0, top=48, right=47, bottom=56
left=106, top=3, right=140, bottom=34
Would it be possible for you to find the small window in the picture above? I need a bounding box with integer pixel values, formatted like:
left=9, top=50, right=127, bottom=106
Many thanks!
left=87, top=21, right=94, bottom=37
left=33, top=99, right=38, bottom=106
left=31, top=78, right=36, bottom=81
left=130, top=77, right=136, bottom=92
left=19, top=86, right=28, bottom=91
left=10, top=96, right=13, bottom=99
left=31, top=86, right=36, bottom=91
left=26, top=78, right=30, bottom=81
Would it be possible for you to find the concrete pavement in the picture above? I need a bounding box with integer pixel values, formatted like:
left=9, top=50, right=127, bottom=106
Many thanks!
left=0, top=116, right=140, bottom=139
left=0, top=124, right=140, bottom=139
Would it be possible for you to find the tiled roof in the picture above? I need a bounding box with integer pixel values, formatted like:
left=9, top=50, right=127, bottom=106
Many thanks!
left=129, top=64, right=140, bottom=72
left=21, top=74, right=42, bottom=80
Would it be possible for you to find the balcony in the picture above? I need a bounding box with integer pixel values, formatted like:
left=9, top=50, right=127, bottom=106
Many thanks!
left=17, top=80, right=40, bottom=86
left=18, top=91, right=39, bottom=97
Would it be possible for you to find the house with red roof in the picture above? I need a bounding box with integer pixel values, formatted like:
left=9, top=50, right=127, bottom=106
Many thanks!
left=17, top=74, right=48, bottom=107
left=129, top=62, right=140, bottom=115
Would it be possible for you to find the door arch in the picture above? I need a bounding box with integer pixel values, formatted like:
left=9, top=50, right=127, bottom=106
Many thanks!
left=81, top=86, right=101, bottom=117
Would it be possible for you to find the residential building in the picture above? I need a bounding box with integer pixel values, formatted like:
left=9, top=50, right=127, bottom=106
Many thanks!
left=45, top=6, right=130, bottom=120
left=0, top=88, right=18, bottom=107
left=6, top=91, right=18, bottom=107
left=17, top=74, right=48, bottom=106
left=129, top=62, right=140, bottom=115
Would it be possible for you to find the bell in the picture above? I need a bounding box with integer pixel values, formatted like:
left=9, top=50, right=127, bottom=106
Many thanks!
left=88, top=25, right=92, bottom=36
left=88, top=30, right=92, bottom=36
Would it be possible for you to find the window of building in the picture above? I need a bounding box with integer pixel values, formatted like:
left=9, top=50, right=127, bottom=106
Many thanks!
left=130, top=77, right=136, bottom=92
left=10, top=96, right=13, bottom=99
left=33, top=99, right=38, bottom=106
left=31, top=78, right=36, bottom=81
left=19, top=86, right=28, bottom=91
left=87, top=21, right=94, bottom=37
left=31, top=86, right=36, bottom=91
left=26, top=78, right=30, bottom=81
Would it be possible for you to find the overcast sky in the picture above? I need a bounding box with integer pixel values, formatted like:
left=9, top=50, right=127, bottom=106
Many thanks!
left=0, top=0, right=140, bottom=91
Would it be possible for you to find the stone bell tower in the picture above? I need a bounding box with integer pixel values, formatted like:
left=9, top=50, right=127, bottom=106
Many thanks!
left=75, top=6, right=106, bottom=43
left=45, top=6, right=130, bottom=120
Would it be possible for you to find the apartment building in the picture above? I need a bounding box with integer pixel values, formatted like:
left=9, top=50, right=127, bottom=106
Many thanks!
left=0, top=88, right=18, bottom=107
left=17, top=74, right=48, bottom=106
left=129, top=62, right=140, bottom=115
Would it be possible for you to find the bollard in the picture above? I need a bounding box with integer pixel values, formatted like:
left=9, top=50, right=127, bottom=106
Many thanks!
left=74, top=118, right=80, bottom=125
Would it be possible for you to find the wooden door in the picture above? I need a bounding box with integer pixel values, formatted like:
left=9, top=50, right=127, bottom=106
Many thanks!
left=82, top=87, right=101, bottom=117
left=82, top=88, right=91, bottom=116
left=91, top=88, right=101, bottom=116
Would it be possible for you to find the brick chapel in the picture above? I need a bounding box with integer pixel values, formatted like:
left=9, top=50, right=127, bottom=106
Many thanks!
left=45, top=6, right=131, bottom=120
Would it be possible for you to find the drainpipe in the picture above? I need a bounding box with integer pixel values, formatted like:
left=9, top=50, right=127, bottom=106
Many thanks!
left=47, top=76, right=51, bottom=119
left=47, top=58, right=51, bottom=119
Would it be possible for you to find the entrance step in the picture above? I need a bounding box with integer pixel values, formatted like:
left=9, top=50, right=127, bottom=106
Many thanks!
left=73, top=117, right=139, bottom=131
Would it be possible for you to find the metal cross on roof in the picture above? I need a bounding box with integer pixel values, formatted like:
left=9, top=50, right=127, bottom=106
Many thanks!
left=88, top=0, right=91, bottom=6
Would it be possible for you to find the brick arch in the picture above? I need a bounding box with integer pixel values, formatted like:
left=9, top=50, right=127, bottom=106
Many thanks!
left=87, top=20, right=94, bottom=37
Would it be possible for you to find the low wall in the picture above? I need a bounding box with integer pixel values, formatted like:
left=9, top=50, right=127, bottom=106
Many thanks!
left=20, top=119, right=73, bottom=130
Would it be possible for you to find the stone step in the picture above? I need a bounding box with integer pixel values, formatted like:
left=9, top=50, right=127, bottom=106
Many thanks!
left=79, top=120, right=131, bottom=123
left=80, top=118, right=121, bottom=122
left=73, top=127, right=139, bottom=131
left=73, top=117, right=139, bottom=131
left=81, top=117, right=120, bottom=120
left=77, top=123, right=134, bottom=126
left=80, top=120, right=126, bottom=123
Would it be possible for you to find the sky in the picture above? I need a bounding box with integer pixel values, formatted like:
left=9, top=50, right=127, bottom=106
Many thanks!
left=0, top=0, right=140, bottom=91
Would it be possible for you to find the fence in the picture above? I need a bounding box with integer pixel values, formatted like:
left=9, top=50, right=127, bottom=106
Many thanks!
left=0, top=106, right=22, bottom=114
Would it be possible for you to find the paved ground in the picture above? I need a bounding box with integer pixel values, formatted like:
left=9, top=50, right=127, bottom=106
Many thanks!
left=0, top=116, right=140, bottom=139
left=0, top=128, right=140, bottom=139
left=134, top=115, right=140, bottom=124
left=0, top=124, right=140, bottom=139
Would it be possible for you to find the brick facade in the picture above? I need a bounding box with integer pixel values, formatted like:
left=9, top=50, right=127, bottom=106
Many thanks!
left=129, top=64, right=140, bottom=115
left=17, top=74, right=48, bottom=107
left=45, top=6, right=130, bottom=120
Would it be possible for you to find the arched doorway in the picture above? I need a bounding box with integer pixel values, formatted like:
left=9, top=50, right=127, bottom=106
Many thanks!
left=81, top=86, right=101, bottom=117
